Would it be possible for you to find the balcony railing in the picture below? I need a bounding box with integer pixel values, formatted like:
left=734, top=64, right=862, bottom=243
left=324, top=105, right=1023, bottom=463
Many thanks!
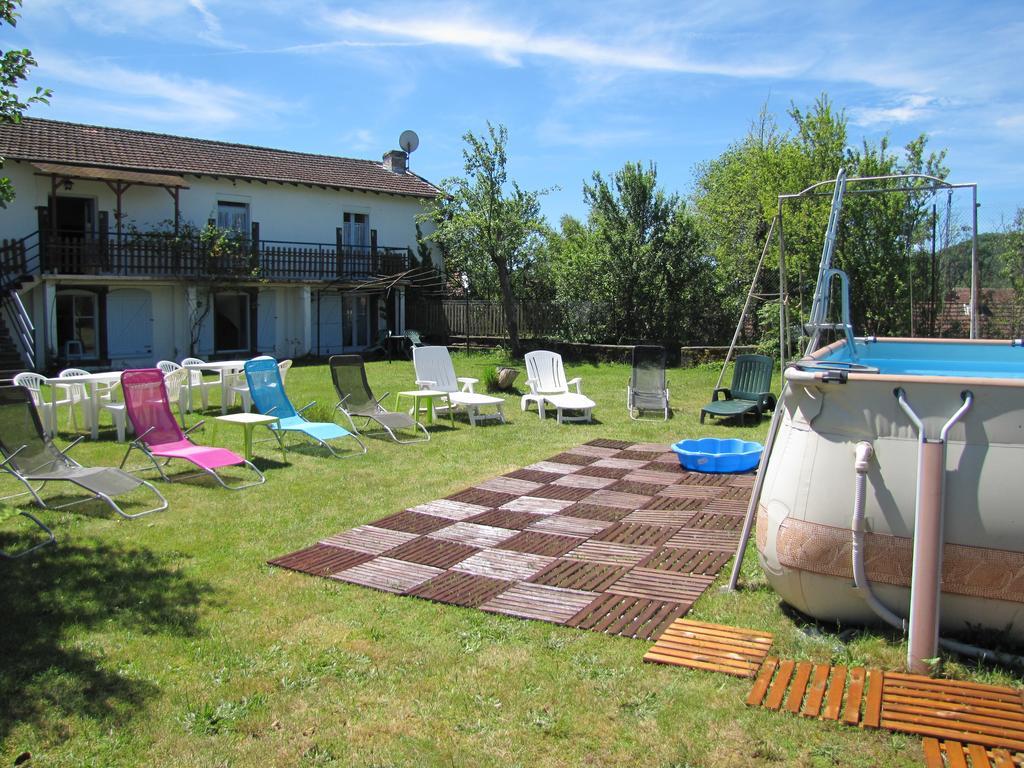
left=37, top=230, right=412, bottom=283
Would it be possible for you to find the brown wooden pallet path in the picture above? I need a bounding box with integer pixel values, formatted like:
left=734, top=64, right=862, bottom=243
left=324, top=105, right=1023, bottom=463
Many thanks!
left=268, top=440, right=754, bottom=641
left=644, top=618, right=773, bottom=677
left=746, top=658, right=1024, bottom=765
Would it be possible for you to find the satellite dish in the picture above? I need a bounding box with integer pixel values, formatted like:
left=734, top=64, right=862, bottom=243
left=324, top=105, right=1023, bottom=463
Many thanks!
left=399, top=130, right=419, bottom=154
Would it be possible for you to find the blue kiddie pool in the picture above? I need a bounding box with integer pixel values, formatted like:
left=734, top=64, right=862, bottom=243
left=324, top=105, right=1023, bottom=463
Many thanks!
left=671, top=438, right=763, bottom=473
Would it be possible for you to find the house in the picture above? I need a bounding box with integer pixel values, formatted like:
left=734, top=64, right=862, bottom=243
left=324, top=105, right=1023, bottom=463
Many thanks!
left=0, top=118, right=441, bottom=371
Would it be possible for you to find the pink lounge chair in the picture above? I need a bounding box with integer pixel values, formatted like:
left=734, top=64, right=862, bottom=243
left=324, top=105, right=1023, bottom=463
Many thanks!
left=119, top=368, right=264, bottom=490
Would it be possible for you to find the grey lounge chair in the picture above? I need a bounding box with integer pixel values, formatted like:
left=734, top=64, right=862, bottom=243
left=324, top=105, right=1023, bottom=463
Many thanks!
left=628, top=345, right=670, bottom=420
left=329, top=355, right=429, bottom=443
left=700, top=354, right=776, bottom=425
left=0, top=385, right=168, bottom=557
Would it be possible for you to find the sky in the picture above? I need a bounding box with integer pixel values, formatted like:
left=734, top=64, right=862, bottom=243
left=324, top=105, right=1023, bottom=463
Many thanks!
left=7, top=0, right=1024, bottom=233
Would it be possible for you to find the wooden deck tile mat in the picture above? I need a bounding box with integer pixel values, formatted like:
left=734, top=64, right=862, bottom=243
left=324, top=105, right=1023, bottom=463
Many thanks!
left=524, top=460, right=579, bottom=475
left=607, top=568, right=716, bottom=603
left=922, top=738, right=1020, bottom=768
left=560, top=503, right=634, bottom=522
left=499, top=531, right=583, bottom=557
left=498, top=495, right=576, bottom=515
left=529, top=483, right=593, bottom=501
left=547, top=451, right=598, bottom=466
left=466, top=508, right=546, bottom=530
left=269, top=441, right=755, bottom=641
left=481, top=583, right=600, bottom=623
left=384, top=537, right=480, bottom=569
left=593, top=521, right=679, bottom=547
left=746, top=658, right=1024, bottom=763
left=452, top=548, right=553, bottom=581
left=428, top=522, right=519, bottom=549
left=405, top=571, right=511, bottom=608
left=528, top=560, right=630, bottom=592
left=320, top=525, right=419, bottom=555
left=642, top=495, right=709, bottom=512
left=370, top=510, right=454, bottom=535
left=330, top=557, right=444, bottom=593
left=640, top=547, right=731, bottom=575
left=565, top=593, right=690, bottom=640
left=575, top=465, right=631, bottom=479
left=609, top=480, right=668, bottom=497
left=504, top=468, right=562, bottom=484
left=410, top=499, right=490, bottom=521
left=552, top=473, right=619, bottom=490
left=622, top=509, right=697, bottom=527
left=268, top=544, right=374, bottom=576
left=643, top=618, right=774, bottom=677
left=446, top=488, right=518, bottom=508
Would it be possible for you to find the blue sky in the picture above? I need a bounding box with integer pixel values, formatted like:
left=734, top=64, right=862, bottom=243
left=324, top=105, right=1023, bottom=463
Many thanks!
left=8, top=0, right=1024, bottom=232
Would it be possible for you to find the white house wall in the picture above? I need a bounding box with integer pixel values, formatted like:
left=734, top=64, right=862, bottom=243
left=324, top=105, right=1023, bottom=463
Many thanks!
left=0, top=159, right=438, bottom=263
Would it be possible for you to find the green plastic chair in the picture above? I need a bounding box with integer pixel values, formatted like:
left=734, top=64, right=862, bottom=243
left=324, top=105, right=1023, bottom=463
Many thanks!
left=700, top=354, right=776, bottom=425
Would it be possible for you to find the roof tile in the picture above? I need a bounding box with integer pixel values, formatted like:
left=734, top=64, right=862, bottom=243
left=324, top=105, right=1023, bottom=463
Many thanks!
left=0, top=118, right=439, bottom=199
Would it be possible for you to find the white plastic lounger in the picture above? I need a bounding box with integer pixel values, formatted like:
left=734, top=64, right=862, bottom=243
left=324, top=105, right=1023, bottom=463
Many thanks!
left=412, top=346, right=505, bottom=426
left=522, top=350, right=595, bottom=423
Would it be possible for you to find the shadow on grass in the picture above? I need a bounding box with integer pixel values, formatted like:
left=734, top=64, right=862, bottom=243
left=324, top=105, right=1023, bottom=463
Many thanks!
left=0, top=538, right=211, bottom=743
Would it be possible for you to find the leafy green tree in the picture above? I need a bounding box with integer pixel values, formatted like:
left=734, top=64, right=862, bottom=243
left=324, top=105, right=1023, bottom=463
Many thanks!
left=1001, top=208, right=1024, bottom=335
left=550, top=161, right=720, bottom=345
left=419, top=123, right=548, bottom=357
left=693, top=94, right=949, bottom=347
left=0, top=0, right=51, bottom=207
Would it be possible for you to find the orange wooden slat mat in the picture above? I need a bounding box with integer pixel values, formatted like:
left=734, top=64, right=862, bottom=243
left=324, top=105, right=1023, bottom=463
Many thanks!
left=748, top=658, right=1024, bottom=765
left=921, top=737, right=1020, bottom=767
left=643, top=618, right=774, bottom=677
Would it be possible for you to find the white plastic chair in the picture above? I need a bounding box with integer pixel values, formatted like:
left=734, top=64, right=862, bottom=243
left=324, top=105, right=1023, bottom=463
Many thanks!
left=12, top=371, right=67, bottom=436
left=412, top=346, right=505, bottom=426
left=180, top=357, right=221, bottom=411
left=522, top=350, right=595, bottom=423
left=163, top=367, right=190, bottom=426
left=59, top=367, right=118, bottom=432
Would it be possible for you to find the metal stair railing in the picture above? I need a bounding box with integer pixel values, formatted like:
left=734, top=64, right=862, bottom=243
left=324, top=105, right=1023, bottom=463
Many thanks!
left=804, top=168, right=857, bottom=358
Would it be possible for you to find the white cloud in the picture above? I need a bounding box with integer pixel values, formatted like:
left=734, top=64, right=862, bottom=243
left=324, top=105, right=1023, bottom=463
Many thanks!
left=322, top=9, right=799, bottom=79
left=36, top=52, right=290, bottom=130
left=30, top=0, right=241, bottom=48
left=849, top=94, right=937, bottom=127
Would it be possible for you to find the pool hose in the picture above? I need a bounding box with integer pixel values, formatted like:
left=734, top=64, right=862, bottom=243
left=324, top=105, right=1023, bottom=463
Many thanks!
left=851, top=440, right=1024, bottom=669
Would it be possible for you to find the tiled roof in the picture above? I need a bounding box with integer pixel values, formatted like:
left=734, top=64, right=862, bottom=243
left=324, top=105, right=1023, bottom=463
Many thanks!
left=0, top=118, right=440, bottom=198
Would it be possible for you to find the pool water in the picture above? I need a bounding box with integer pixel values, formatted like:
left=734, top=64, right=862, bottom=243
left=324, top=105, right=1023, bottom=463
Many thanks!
left=818, top=340, right=1024, bottom=379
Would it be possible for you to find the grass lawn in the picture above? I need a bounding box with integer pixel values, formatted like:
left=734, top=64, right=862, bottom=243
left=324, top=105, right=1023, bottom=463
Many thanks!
left=0, top=352, right=1011, bottom=767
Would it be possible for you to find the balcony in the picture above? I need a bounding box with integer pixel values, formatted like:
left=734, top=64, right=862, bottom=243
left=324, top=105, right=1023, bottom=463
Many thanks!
left=30, top=230, right=413, bottom=284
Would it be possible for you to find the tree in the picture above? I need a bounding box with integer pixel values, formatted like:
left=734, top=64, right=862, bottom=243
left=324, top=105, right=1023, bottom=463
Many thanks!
left=419, top=123, right=548, bottom=357
left=0, top=0, right=51, bottom=207
left=548, top=161, right=721, bottom=345
left=693, top=94, right=950, bottom=346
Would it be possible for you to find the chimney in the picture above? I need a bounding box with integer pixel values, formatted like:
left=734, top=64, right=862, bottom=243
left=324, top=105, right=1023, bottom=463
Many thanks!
left=382, top=149, right=407, bottom=174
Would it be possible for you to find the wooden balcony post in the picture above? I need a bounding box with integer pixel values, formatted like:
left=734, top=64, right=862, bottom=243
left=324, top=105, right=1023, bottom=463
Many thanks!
left=336, top=227, right=344, bottom=278
left=251, top=221, right=260, bottom=272
left=370, top=229, right=378, bottom=274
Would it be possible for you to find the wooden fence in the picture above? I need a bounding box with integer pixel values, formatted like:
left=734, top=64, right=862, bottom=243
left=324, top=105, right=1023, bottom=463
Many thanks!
left=406, top=299, right=561, bottom=341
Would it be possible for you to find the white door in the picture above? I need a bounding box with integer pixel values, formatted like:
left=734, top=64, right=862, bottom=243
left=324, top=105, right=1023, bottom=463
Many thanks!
left=317, top=293, right=343, bottom=355
left=107, top=288, right=153, bottom=363
left=257, top=290, right=276, bottom=354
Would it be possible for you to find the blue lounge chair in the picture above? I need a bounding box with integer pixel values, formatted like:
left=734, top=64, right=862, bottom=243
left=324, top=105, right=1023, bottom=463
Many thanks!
left=243, top=357, right=366, bottom=458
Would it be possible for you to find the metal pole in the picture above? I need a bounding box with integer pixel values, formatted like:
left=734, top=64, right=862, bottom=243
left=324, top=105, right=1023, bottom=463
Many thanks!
left=778, top=199, right=788, bottom=373
left=970, top=185, right=979, bottom=339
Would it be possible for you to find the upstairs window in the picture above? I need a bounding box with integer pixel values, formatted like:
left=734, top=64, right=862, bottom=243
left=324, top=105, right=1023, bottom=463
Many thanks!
left=217, top=201, right=250, bottom=233
left=343, top=212, right=369, bottom=247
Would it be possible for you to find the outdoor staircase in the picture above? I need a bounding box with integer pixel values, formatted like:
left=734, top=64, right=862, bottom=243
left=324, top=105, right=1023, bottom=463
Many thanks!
left=0, top=268, right=38, bottom=382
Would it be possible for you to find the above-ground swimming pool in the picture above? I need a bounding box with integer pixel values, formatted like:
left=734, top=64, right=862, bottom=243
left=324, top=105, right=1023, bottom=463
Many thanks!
left=757, top=337, right=1024, bottom=642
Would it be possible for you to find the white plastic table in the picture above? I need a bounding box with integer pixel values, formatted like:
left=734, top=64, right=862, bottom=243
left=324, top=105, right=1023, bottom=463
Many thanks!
left=183, top=360, right=248, bottom=414
left=45, top=370, right=123, bottom=440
